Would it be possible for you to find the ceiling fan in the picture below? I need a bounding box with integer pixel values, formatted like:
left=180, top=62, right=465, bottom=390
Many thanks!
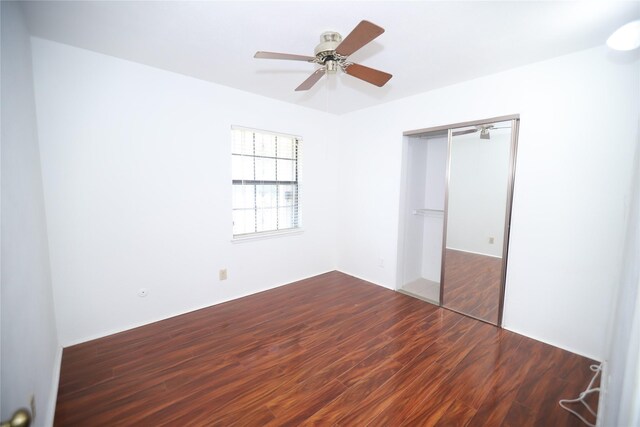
left=254, top=20, right=392, bottom=91
left=452, top=124, right=510, bottom=140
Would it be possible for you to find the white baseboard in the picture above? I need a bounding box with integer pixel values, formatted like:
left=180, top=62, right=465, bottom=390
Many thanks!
left=596, top=359, right=608, bottom=427
left=502, top=324, right=602, bottom=362
left=62, top=269, right=337, bottom=347
left=336, top=269, right=394, bottom=291
left=446, top=246, right=503, bottom=259
left=44, top=345, right=63, bottom=427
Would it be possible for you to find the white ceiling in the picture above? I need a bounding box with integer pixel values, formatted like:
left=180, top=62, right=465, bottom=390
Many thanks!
left=21, top=1, right=640, bottom=115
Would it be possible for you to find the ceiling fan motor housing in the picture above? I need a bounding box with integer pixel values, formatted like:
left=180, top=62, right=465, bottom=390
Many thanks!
left=315, top=31, right=343, bottom=73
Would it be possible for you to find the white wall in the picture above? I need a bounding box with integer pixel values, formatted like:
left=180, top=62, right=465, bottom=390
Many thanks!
left=446, top=129, right=510, bottom=257
left=0, top=3, right=60, bottom=425
left=423, top=137, right=447, bottom=211
left=400, top=140, right=427, bottom=284
left=336, top=45, right=639, bottom=360
left=600, top=140, right=640, bottom=427
left=30, top=38, right=339, bottom=346
left=420, top=137, right=446, bottom=281
left=399, top=135, right=447, bottom=285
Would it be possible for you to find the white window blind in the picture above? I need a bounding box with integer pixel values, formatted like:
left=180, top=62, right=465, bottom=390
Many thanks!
left=231, top=127, right=301, bottom=237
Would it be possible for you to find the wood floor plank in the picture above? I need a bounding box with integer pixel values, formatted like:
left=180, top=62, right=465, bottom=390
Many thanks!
left=54, top=271, right=600, bottom=426
left=295, top=358, right=404, bottom=426
left=365, top=362, right=451, bottom=426
left=264, top=379, right=347, bottom=426
left=334, top=320, right=482, bottom=427
left=434, top=398, right=478, bottom=426
left=504, top=401, right=537, bottom=427
left=211, top=322, right=398, bottom=424
left=443, top=326, right=515, bottom=409
left=466, top=333, right=526, bottom=426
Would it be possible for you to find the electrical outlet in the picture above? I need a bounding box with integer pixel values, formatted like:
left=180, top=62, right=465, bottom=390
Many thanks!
left=378, top=258, right=384, bottom=268
left=219, top=269, right=228, bottom=281
left=30, top=394, right=36, bottom=421
left=138, top=288, right=148, bottom=297
left=488, top=237, right=495, bottom=244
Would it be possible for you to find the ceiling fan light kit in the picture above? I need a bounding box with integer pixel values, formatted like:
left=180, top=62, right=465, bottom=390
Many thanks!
left=254, top=20, right=392, bottom=91
left=315, top=31, right=343, bottom=74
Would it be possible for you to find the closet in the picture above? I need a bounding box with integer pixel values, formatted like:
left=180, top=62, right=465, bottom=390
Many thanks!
left=397, top=116, right=519, bottom=326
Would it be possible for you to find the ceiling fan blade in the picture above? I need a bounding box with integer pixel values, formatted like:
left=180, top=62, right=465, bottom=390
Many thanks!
left=254, top=51, right=316, bottom=62
left=343, top=63, right=392, bottom=87
left=295, top=68, right=326, bottom=91
left=335, top=20, right=385, bottom=57
left=452, top=129, right=478, bottom=136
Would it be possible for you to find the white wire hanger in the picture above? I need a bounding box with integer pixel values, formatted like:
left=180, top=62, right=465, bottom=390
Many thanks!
left=558, top=363, right=602, bottom=427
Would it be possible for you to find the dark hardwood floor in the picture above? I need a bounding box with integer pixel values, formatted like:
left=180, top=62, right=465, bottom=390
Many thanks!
left=443, top=249, right=503, bottom=324
left=55, top=271, right=598, bottom=426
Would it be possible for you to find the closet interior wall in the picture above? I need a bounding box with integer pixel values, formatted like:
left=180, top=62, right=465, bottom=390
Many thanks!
left=399, top=134, right=447, bottom=303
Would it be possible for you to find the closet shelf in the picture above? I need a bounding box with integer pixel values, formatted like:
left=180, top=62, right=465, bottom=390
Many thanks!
left=413, top=208, right=444, bottom=218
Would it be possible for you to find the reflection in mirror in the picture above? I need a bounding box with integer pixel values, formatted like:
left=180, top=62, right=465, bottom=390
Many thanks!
left=442, top=120, right=514, bottom=324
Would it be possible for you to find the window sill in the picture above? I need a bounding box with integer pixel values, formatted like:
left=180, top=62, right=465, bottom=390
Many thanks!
left=231, top=228, right=304, bottom=243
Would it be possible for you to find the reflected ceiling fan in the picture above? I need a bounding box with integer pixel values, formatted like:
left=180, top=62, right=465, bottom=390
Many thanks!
left=452, top=124, right=510, bottom=140
left=254, top=20, right=392, bottom=91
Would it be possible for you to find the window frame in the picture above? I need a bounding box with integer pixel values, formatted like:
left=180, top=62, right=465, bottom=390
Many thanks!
left=230, top=126, right=302, bottom=241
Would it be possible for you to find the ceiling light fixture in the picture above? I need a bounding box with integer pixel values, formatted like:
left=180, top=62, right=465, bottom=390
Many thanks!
left=607, top=20, right=640, bottom=51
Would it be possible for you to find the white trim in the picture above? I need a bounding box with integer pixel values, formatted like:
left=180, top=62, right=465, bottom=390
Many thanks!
left=45, top=345, right=63, bottom=427
left=230, top=125, right=302, bottom=140
left=231, top=228, right=304, bottom=243
left=445, top=246, right=502, bottom=259
left=337, top=269, right=394, bottom=290
left=395, top=135, right=412, bottom=292
left=230, top=126, right=302, bottom=240
left=596, top=359, right=608, bottom=427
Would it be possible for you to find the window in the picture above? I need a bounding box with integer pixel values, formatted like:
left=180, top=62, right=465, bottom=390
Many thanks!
left=231, top=127, right=301, bottom=238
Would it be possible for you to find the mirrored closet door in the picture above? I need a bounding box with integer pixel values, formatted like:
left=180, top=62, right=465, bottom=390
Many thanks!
left=398, top=116, right=519, bottom=326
